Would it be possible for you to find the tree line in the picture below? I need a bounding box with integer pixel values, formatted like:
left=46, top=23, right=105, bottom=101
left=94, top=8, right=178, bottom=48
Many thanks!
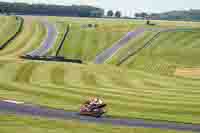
left=134, top=9, right=200, bottom=21
left=107, top=10, right=122, bottom=18
left=0, top=2, right=104, bottom=17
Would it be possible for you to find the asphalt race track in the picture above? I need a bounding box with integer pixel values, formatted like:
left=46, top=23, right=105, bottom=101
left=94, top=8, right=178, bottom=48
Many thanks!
left=94, top=28, right=145, bottom=64
left=26, top=20, right=57, bottom=56
left=0, top=100, right=200, bottom=132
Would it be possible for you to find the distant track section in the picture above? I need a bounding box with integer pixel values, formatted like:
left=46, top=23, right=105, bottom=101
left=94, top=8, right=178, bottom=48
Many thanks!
left=117, top=28, right=197, bottom=65
left=26, top=20, right=57, bottom=56
left=0, top=16, right=24, bottom=50
left=117, top=31, right=162, bottom=65
left=94, top=28, right=145, bottom=64
left=0, top=100, right=200, bottom=132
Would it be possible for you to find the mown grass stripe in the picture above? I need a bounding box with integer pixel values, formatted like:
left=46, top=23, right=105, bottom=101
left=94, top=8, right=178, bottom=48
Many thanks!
left=51, top=65, right=64, bottom=85
left=0, top=17, right=24, bottom=50
left=1, top=81, right=200, bottom=122
left=11, top=20, right=46, bottom=56
left=0, top=18, right=36, bottom=56
left=30, top=82, right=200, bottom=109
left=14, top=62, right=39, bottom=83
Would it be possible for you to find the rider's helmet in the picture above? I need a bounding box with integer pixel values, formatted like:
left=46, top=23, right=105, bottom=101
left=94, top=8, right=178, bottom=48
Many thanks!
left=87, top=97, right=103, bottom=106
left=98, top=98, right=103, bottom=104
left=93, top=97, right=103, bottom=104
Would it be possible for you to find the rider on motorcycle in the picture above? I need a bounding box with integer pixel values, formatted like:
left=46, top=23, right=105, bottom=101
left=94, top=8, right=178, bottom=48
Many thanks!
left=80, top=97, right=106, bottom=117
left=82, top=97, right=104, bottom=111
left=89, top=97, right=103, bottom=105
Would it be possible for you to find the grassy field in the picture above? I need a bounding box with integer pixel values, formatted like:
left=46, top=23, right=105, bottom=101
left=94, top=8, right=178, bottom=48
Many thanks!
left=0, top=60, right=200, bottom=124
left=121, top=30, right=200, bottom=75
left=0, top=16, right=22, bottom=47
left=0, top=16, right=200, bottom=132
left=107, top=30, right=159, bottom=64
left=49, top=17, right=155, bottom=62
left=0, top=16, right=46, bottom=57
left=106, top=20, right=200, bottom=66
left=0, top=114, right=193, bottom=133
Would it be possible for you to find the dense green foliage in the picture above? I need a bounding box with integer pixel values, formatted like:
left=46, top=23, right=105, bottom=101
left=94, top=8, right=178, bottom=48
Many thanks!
left=0, top=2, right=104, bottom=17
left=135, top=9, right=200, bottom=21
left=115, top=11, right=122, bottom=18
left=107, top=10, right=114, bottom=17
left=157, top=10, right=200, bottom=21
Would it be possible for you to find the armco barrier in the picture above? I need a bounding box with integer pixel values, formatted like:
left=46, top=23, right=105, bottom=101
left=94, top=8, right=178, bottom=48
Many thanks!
left=56, top=24, right=70, bottom=56
left=21, top=55, right=83, bottom=64
left=0, top=16, right=24, bottom=50
left=20, top=24, right=82, bottom=64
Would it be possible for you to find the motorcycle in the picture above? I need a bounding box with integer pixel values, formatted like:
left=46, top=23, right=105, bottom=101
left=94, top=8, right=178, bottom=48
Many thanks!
left=79, top=99, right=107, bottom=118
